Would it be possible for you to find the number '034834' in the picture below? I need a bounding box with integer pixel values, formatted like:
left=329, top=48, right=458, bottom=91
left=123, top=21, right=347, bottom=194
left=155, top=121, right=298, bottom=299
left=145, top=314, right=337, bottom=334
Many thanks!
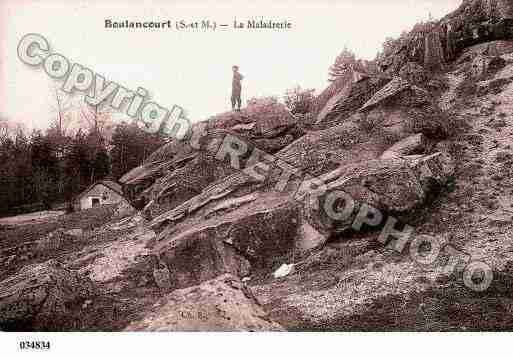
left=19, top=341, right=51, bottom=350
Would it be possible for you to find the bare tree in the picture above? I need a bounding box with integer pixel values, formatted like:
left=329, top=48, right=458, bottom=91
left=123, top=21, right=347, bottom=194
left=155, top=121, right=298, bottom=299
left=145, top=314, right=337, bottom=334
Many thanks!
left=50, top=86, right=74, bottom=137
left=80, top=103, right=111, bottom=135
left=0, top=116, right=12, bottom=142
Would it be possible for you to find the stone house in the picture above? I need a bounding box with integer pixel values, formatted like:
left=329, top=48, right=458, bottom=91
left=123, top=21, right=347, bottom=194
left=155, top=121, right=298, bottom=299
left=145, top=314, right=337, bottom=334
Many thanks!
left=74, top=180, right=127, bottom=211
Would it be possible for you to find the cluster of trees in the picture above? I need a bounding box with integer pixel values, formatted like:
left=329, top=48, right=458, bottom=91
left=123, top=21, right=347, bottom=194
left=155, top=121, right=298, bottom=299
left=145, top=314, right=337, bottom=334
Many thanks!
left=0, top=116, right=164, bottom=215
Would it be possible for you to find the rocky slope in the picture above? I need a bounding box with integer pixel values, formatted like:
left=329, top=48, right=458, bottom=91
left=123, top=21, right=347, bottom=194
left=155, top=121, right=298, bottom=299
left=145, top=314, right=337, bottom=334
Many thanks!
left=2, top=0, right=513, bottom=331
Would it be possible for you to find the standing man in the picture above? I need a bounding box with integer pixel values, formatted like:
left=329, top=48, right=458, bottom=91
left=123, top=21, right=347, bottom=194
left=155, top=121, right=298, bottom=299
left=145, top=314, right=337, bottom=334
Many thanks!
left=231, top=65, right=244, bottom=111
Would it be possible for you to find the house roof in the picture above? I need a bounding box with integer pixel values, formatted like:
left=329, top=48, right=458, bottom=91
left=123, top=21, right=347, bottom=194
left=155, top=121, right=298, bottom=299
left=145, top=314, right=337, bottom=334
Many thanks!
left=78, top=180, right=124, bottom=199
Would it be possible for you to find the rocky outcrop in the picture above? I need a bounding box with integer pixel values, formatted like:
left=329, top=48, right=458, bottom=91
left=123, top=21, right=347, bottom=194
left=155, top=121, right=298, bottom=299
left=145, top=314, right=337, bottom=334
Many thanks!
left=154, top=192, right=300, bottom=289
left=5, top=0, right=513, bottom=334
left=0, top=260, right=95, bottom=331
left=120, top=104, right=301, bottom=217
left=378, top=0, right=513, bottom=75
left=424, top=28, right=447, bottom=71
left=142, top=73, right=452, bottom=283
left=381, top=133, right=427, bottom=159
left=4, top=1, right=513, bottom=334
left=313, top=72, right=447, bottom=137
left=125, top=274, right=283, bottom=331
left=314, top=75, right=390, bottom=128
left=147, top=146, right=453, bottom=290
left=148, top=76, right=449, bottom=228
left=314, top=69, right=370, bottom=122
left=249, top=46, right=513, bottom=331
left=311, top=152, right=453, bottom=228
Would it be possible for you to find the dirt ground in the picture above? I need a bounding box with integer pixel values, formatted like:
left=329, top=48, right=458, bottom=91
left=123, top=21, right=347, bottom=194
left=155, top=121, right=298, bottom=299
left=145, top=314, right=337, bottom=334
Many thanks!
left=0, top=210, right=66, bottom=227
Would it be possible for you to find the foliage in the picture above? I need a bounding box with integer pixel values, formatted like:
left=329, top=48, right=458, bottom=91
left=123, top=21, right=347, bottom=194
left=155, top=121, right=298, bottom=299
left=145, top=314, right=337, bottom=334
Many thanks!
left=328, top=46, right=376, bottom=81
left=0, top=118, right=165, bottom=216
left=246, top=96, right=279, bottom=109
left=283, top=86, right=316, bottom=115
left=110, top=122, right=165, bottom=180
left=329, top=46, right=357, bottom=81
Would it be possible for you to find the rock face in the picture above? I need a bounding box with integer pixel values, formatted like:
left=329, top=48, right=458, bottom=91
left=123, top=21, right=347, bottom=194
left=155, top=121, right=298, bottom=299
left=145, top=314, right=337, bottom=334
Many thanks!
left=147, top=149, right=453, bottom=291
left=120, top=103, right=301, bottom=217
left=0, top=260, right=95, bottom=331
left=424, top=28, right=447, bottom=71
left=314, top=74, right=391, bottom=128
left=125, top=274, right=283, bottom=331
left=398, top=62, right=429, bottom=85
left=137, top=72, right=454, bottom=291
left=312, top=152, right=453, bottom=224
left=154, top=193, right=300, bottom=289
left=378, top=0, right=513, bottom=75
left=381, top=133, right=427, bottom=159
left=314, top=68, right=371, bottom=123
left=249, top=42, right=513, bottom=331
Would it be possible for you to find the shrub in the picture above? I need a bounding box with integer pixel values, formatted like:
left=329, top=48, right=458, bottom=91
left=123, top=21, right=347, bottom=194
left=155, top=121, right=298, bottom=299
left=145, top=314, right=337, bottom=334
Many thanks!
left=283, top=86, right=316, bottom=115
left=246, top=96, right=279, bottom=109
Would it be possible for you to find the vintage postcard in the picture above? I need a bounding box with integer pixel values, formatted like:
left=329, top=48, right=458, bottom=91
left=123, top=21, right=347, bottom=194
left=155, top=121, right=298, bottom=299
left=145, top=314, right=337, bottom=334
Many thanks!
left=1, top=0, right=512, bottom=357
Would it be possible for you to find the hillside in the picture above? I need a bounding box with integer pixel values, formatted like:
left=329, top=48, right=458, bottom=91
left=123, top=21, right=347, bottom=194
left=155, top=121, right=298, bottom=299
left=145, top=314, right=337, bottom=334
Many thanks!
left=2, top=0, right=513, bottom=331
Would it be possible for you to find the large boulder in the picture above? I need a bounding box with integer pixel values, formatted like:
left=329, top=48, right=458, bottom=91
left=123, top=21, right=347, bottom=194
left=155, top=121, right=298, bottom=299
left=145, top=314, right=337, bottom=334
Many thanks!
left=313, top=74, right=390, bottom=128
left=303, top=152, right=454, bottom=234
left=314, top=69, right=369, bottom=121
left=153, top=192, right=301, bottom=289
left=125, top=274, right=283, bottom=331
left=357, top=77, right=449, bottom=138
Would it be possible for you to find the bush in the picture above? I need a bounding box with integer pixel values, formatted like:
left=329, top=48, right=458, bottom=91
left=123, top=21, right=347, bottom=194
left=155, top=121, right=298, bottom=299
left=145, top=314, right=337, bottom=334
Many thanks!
left=244, top=96, right=282, bottom=117
left=246, top=96, right=279, bottom=109
left=283, top=86, right=315, bottom=115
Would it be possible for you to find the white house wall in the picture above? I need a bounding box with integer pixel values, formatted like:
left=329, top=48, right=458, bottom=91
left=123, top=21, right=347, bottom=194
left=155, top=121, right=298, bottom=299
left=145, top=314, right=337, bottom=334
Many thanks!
left=79, top=184, right=126, bottom=210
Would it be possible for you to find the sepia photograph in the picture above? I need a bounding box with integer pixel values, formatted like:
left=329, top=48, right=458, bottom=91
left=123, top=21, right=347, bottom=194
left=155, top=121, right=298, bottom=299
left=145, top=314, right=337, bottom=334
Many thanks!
left=1, top=0, right=513, bottom=357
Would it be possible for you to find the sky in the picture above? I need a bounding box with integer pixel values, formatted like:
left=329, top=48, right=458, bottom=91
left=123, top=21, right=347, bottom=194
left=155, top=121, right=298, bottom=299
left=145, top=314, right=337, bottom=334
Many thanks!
left=0, top=0, right=462, bottom=131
